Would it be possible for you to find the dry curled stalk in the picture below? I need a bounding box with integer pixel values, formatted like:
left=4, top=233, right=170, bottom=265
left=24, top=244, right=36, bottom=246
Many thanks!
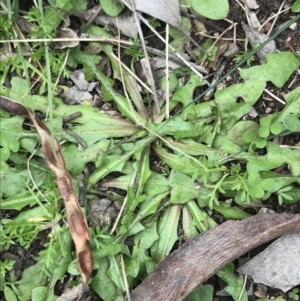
left=0, top=96, right=92, bottom=283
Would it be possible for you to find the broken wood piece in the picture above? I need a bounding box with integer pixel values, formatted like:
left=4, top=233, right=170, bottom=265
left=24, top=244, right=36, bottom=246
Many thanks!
left=128, top=212, right=300, bottom=301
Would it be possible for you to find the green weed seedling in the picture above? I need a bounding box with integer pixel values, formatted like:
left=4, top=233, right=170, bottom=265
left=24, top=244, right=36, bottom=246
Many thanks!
left=233, top=38, right=256, bottom=67
left=1, top=0, right=300, bottom=300
left=289, top=288, right=300, bottom=301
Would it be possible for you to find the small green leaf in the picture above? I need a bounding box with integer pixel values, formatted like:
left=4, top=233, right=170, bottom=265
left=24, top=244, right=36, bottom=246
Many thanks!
left=123, top=222, right=145, bottom=236
left=144, top=172, right=170, bottom=196
left=0, top=147, right=10, bottom=161
left=31, top=286, right=48, bottom=301
left=69, top=46, right=102, bottom=79
left=61, top=117, right=138, bottom=146
left=213, top=204, right=251, bottom=219
left=278, top=194, right=283, bottom=205
left=16, top=263, right=47, bottom=301
left=254, top=139, right=267, bottom=148
left=132, top=192, right=169, bottom=224
left=104, top=43, right=148, bottom=119
left=261, top=178, right=276, bottom=192
left=94, top=240, right=123, bottom=258
left=124, top=255, right=139, bottom=278
left=169, top=17, right=191, bottom=53
left=14, top=205, right=51, bottom=221
left=158, top=115, right=211, bottom=138
left=89, top=152, right=135, bottom=185
left=100, top=0, right=124, bottom=17
left=62, top=0, right=73, bottom=9
left=107, top=255, right=125, bottom=291
left=280, top=186, right=293, bottom=192
left=145, top=261, right=156, bottom=275
left=260, top=117, right=272, bottom=127
left=245, top=142, right=300, bottom=176
left=133, top=219, right=159, bottom=257
left=190, top=0, right=229, bottom=20
left=71, top=0, right=87, bottom=11
left=253, top=185, right=265, bottom=198
left=182, top=207, right=198, bottom=238
left=153, top=145, right=205, bottom=176
left=1, top=192, right=47, bottom=211
left=187, top=200, right=215, bottom=232
left=151, top=205, right=180, bottom=262
left=243, top=131, right=255, bottom=143
left=184, top=284, right=214, bottom=301
left=0, top=116, right=23, bottom=152
left=172, top=73, right=206, bottom=111
left=67, top=260, right=80, bottom=275
left=258, top=126, right=270, bottom=138
left=282, top=113, right=300, bottom=132
left=214, top=121, right=259, bottom=148
left=292, top=0, right=300, bottom=12
left=64, top=139, right=110, bottom=175
left=91, top=257, right=119, bottom=301
left=281, top=193, right=293, bottom=201
left=270, top=122, right=282, bottom=135
left=240, top=52, right=300, bottom=88
left=133, top=146, right=152, bottom=195
left=169, top=170, right=197, bottom=204
left=166, top=137, right=219, bottom=157
left=217, top=263, right=247, bottom=301
left=1, top=169, right=29, bottom=198
left=4, top=286, right=18, bottom=301
left=43, top=8, right=63, bottom=34
left=93, top=66, right=146, bottom=125
left=248, top=172, right=260, bottom=183
left=51, top=231, right=73, bottom=279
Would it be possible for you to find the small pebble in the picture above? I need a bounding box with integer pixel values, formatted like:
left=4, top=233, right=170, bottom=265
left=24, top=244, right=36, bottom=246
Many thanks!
left=254, top=289, right=267, bottom=299
left=265, top=107, right=272, bottom=114
left=102, top=103, right=112, bottom=111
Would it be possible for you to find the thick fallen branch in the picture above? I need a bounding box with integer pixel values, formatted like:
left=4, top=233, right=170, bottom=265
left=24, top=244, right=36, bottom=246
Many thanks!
left=128, top=212, right=300, bottom=301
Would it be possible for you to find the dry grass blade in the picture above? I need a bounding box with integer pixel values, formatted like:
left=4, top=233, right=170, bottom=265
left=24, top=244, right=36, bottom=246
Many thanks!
left=0, top=95, right=92, bottom=284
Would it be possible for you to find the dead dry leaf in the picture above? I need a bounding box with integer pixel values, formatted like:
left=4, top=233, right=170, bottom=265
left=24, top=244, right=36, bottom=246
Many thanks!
left=245, top=0, right=259, bottom=9
left=65, top=70, right=97, bottom=104
left=242, top=22, right=277, bottom=61
left=52, top=27, right=79, bottom=50
left=56, top=283, right=87, bottom=301
left=0, top=96, right=92, bottom=284
left=244, top=5, right=261, bottom=29
left=70, top=70, right=97, bottom=91
left=65, top=87, right=93, bottom=104
left=83, top=6, right=138, bottom=38
left=133, top=0, right=182, bottom=29
left=238, top=232, right=300, bottom=292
